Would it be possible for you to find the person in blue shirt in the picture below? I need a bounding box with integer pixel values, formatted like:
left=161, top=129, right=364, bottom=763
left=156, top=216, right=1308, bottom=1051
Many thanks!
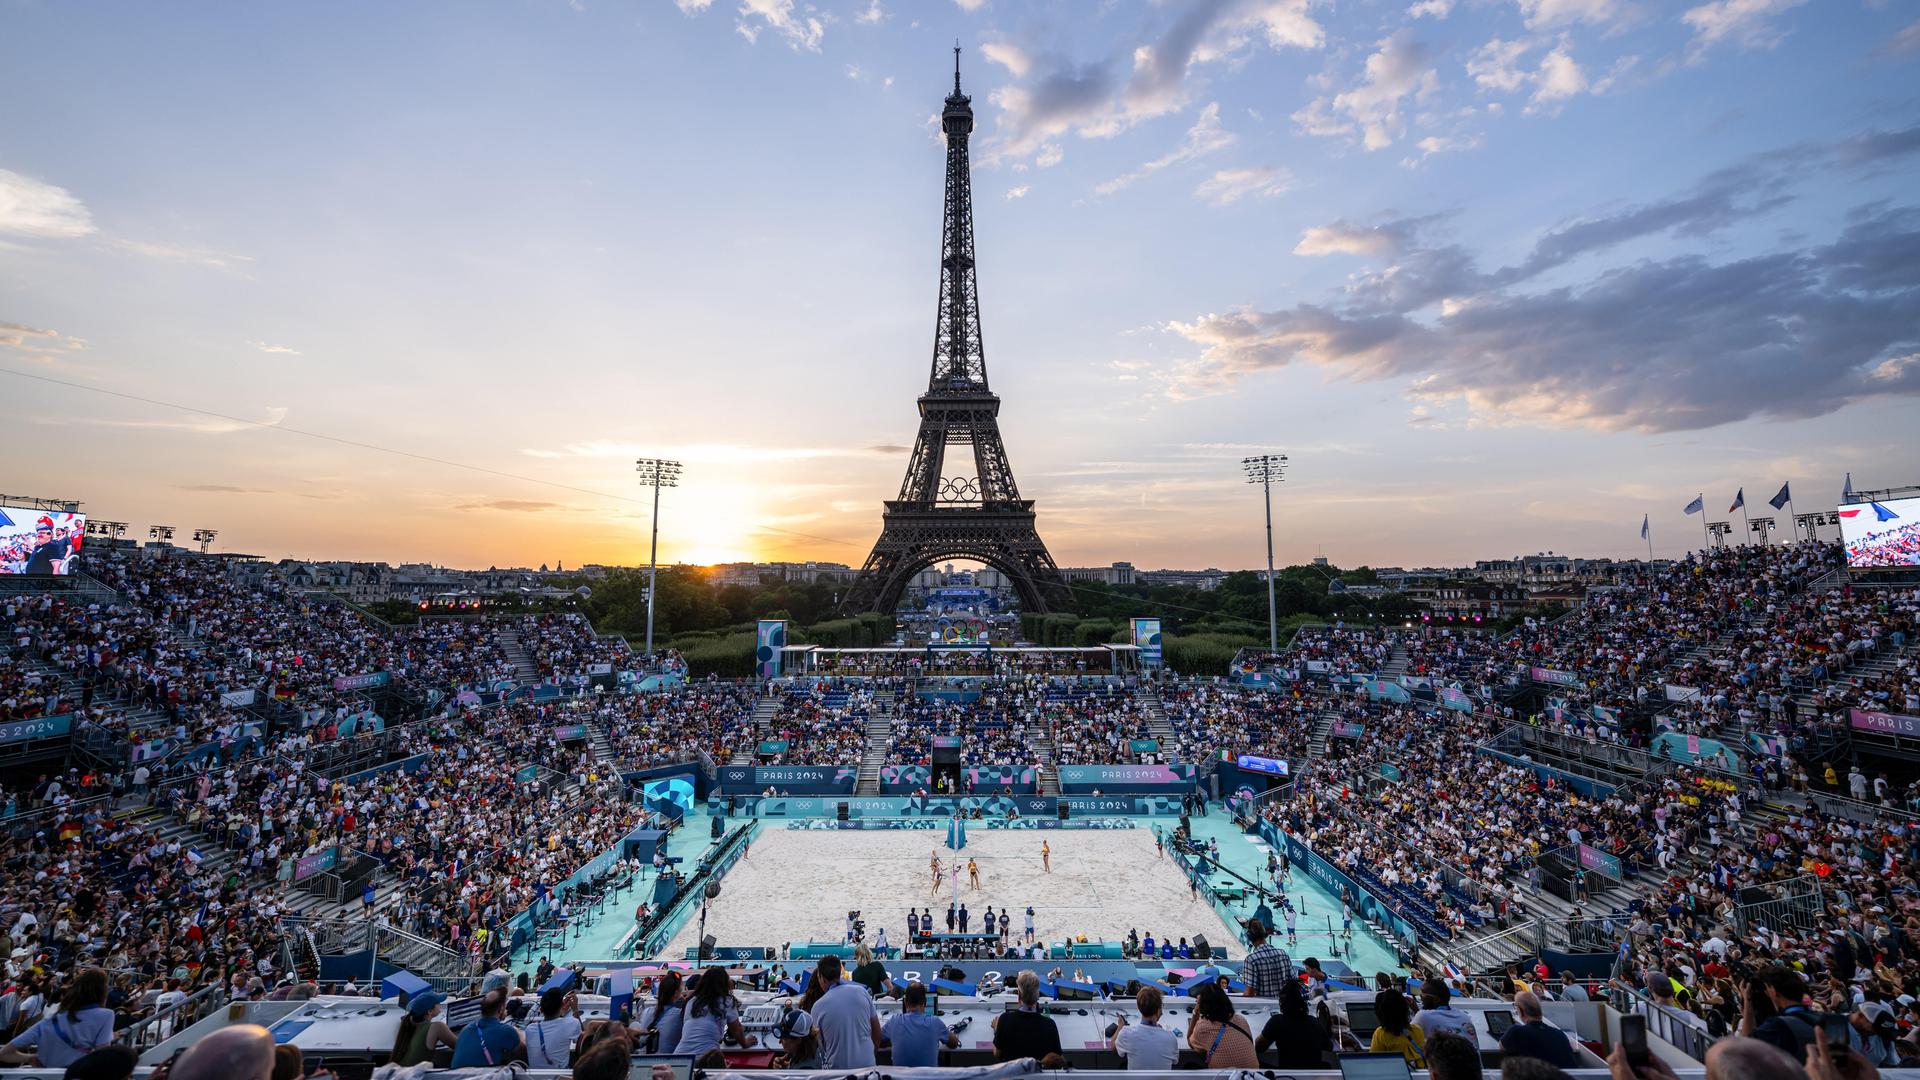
left=1178, top=939, right=1192, bottom=959
left=882, top=983, right=958, bottom=1067
left=450, top=990, right=525, bottom=1068
left=1160, top=940, right=1175, bottom=959
left=1143, top=932, right=1156, bottom=956
left=0, top=968, right=116, bottom=1069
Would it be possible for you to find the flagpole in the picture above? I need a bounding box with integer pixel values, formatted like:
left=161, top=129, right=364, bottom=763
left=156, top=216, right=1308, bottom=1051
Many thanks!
left=1647, top=518, right=1654, bottom=564
left=1788, top=493, right=1797, bottom=542
left=1740, top=499, right=1750, bottom=547
left=1699, top=493, right=1708, bottom=552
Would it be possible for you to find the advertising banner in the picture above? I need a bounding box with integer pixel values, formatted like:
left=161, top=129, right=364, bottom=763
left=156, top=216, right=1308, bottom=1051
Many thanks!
left=1056, top=764, right=1197, bottom=794
left=1529, top=666, right=1583, bottom=688
left=1379, top=763, right=1402, bottom=782
left=758, top=740, right=790, bottom=755
left=292, top=847, right=340, bottom=883
left=1130, top=618, right=1164, bottom=668
left=1650, top=731, right=1740, bottom=771
left=1437, top=686, right=1475, bottom=713
left=1589, top=704, right=1621, bottom=725
left=879, top=764, right=931, bottom=793
left=1850, top=708, right=1920, bottom=737
left=1665, top=684, right=1701, bottom=702
left=756, top=620, right=788, bottom=680
left=1576, top=843, right=1624, bottom=881
left=1745, top=732, right=1789, bottom=758
left=0, top=506, right=85, bottom=576
left=552, top=724, right=589, bottom=742
left=716, top=765, right=858, bottom=794
left=1130, top=739, right=1160, bottom=755
left=1272, top=827, right=1419, bottom=947
left=0, top=714, right=73, bottom=745
left=963, top=765, right=1037, bottom=793
left=220, top=689, right=257, bottom=707
left=515, top=763, right=539, bottom=783
left=332, top=671, right=390, bottom=692
left=1366, top=679, right=1412, bottom=703
left=1330, top=720, right=1366, bottom=740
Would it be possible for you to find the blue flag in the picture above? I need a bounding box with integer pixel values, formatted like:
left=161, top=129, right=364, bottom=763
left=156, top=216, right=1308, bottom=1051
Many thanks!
left=1640, top=515, right=1649, bottom=540
left=1683, top=495, right=1704, bottom=515
left=1769, top=482, right=1791, bottom=510
left=1872, top=501, right=1901, bottom=523
left=1729, top=488, right=1745, bottom=513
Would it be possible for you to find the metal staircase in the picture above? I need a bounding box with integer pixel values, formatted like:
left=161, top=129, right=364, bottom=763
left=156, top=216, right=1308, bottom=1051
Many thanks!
left=1137, top=687, right=1174, bottom=749
left=856, top=691, right=895, bottom=794
left=496, top=626, right=541, bottom=684
left=732, top=696, right=781, bottom=765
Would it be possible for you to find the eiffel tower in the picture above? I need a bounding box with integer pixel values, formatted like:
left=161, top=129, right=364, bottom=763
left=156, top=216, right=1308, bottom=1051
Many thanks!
left=840, top=49, right=1071, bottom=615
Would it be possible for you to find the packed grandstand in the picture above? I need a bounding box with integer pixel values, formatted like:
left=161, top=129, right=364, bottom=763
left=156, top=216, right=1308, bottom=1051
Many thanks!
left=3, top=538, right=1919, bottom=1078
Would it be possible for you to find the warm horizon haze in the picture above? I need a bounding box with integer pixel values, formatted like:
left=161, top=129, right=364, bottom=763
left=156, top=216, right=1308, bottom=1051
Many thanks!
left=3, top=0, right=1917, bottom=572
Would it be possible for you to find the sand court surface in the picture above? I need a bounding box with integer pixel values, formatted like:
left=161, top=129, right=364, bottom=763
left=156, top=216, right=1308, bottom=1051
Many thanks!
left=661, top=826, right=1239, bottom=957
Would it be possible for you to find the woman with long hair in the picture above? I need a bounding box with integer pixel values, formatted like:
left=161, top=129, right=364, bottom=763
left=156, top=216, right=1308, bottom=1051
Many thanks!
left=675, top=966, right=756, bottom=1055
left=390, top=991, right=457, bottom=1066
left=0, top=967, right=115, bottom=1068
left=1368, top=988, right=1427, bottom=1066
left=636, top=971, right=684, bottom=1055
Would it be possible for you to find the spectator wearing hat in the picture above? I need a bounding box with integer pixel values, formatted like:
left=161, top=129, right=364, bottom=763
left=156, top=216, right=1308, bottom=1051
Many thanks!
left=390, top=989, right=456, bottom=1067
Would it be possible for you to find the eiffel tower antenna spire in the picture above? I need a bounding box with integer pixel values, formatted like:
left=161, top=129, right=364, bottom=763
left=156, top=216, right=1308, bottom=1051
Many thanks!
left=840, top=52, right=1070, bottom=615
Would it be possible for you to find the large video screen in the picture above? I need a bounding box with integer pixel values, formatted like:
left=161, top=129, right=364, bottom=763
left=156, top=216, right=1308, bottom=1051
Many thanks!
left=1840, top=497, right=1920, bottom=569
left=0, top=506, right=85, bottom=575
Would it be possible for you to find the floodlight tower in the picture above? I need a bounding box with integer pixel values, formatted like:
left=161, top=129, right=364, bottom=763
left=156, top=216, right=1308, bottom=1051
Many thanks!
left=634, top=458, right=683, bottom=659
left=149, top=525, right=176, bottom=544
left=1242, top=454, right=1288, bottom=653
left=192, top=528, right=219, bottom=553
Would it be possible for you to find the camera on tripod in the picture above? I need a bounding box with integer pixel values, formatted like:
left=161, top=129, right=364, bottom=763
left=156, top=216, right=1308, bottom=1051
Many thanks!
left=848, top=911, right=866, bottom=940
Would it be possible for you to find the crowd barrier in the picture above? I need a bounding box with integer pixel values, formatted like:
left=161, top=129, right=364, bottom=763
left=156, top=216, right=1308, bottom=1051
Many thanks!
left=711, top=794, right=1185, bottom=818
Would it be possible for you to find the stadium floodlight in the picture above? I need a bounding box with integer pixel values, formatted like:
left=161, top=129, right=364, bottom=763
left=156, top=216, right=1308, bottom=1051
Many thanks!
left=192, top=528, right=219, bottom=553
left=1242, top=454, right=1288, bottom=652
left=1706, top=521, right=1733, bottom=549
left=635, top=458, right=683, bottom=659
left=149, top=524, right=176, bottom=544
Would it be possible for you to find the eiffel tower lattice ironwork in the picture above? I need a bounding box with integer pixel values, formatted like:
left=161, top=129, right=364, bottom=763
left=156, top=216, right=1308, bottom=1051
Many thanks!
left=840, top=48, right=1071, bottom=615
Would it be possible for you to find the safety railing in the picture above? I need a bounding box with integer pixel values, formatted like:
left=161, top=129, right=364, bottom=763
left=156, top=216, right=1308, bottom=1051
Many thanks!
left=116, top=982, right=227, bottom=1052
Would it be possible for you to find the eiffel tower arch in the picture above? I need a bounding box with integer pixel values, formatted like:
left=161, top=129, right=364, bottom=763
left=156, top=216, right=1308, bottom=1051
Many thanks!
left=840, top=49, right=1072, bottom=616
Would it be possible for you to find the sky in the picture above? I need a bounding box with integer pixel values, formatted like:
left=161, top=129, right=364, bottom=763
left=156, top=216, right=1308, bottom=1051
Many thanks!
left=2, top=0, right=1917, bottom=574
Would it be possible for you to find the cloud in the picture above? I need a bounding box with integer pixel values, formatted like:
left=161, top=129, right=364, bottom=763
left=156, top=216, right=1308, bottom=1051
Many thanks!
left=112, top=238, right=253, bottom=271
left=854, top=0, right=885, bottom=24
left=1094, top=101, right=1236, bottom=196
left=733, top=0, right=823, bottom=51
left=674, top=0, right=714, bottom=11
left=1293, top=30, right=1437, bottom=150
left=1162, top=199, right=1920, bottom=432
left=1408, top=0, right=1453, bottom=16
left=983, top=0, right=1322, bottom=164
left=1682, top=0, right=1808, bottom=59
left=1005, top=185, right=1030, bottom=200
left=953, top=0, right=986, bottom=10
left=0, top=170, right=96, bottom=239
left=454, top=499, right=571, bottom=512
left=0, top=321, right=61, bottom=348
left=520, top=440, right=902, bottom=462
left=1194, top=166, right=1292, bottom=205
left=980, top=41, right=1032, bottom=78
left=1469, top=37, right=1629, bottom=110
left=69, top=406, right=290, bottom=436
left=1294, top=221, right=1408, bottom=257
left=1401, top=133, right=1484, bottom=167
left=247, top=340, right=301, bottom=356
left=1515, top=0, right=1633, bottom=29
left=1885, top=20, right=1920, bottom=57
left=866, top=444, right=911, bottom=454
left=178, top=483, right=273, bottom=495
